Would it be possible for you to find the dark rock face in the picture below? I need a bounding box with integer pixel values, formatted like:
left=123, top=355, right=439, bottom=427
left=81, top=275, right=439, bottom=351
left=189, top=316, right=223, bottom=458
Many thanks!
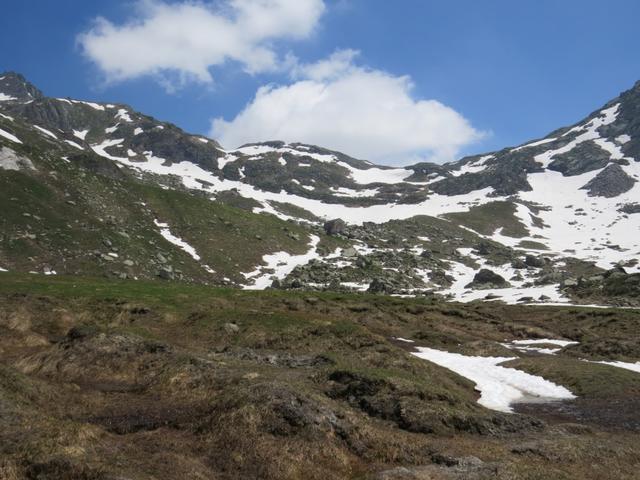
left=580, top=164, right=636, bottom=197
left=430, top=157, right=543, bottom=197
left=548, top=141, right=611, bottom=176
left=466, top=269, right=510, bottom=289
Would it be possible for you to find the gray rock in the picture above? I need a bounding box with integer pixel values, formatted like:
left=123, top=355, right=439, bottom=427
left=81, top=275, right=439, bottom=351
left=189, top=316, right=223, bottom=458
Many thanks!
left=466, top=269, right=510, bottom=289
left=525, top=255, right=545, bottom=268
left=323, top=218, right=346, bottom=236
left=158, top=267, right=174, bottom=280
left=342, top=247, right=358, bottom=258
left=580, top=163, right=636, bottom=198
left=367, top=278, right=389, bottom=294
left=223, top=322, right=240, bottom=334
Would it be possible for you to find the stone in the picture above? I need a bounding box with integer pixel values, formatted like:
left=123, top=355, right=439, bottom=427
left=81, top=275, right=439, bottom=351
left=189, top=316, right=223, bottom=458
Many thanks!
left=511, top=258, right=527, bottom=269
left=224, top=322, right=240, bottom=334
left=342, top=247, right=358, bottom=258
left=158, top=267, right=174, bottom=280
left=466, top=269, right=510, bottom=289
left=525, top=255, right=546, bottom=268
left=368, top=278, right=389, bottom=294
left=323, top=218, right=346, bottom=236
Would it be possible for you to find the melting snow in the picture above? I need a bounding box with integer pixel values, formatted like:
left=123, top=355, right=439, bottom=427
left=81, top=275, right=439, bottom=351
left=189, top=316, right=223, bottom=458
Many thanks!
left=153, top=219, right=215, bottom=274
left=0, top=128, right=22, bottom=144
left=395, top=337, right=415, bottom=343
left=511, top=138, right=557, bottom=153
left=593, top=360, right=640, bottom=374
left=243, top=235, right=321, bottom=290
left=615, top=134, right=631, bottom=145
left=115, top=109, right=133, bottom=122
left=412, top=347, right=576, bottom=412
left=0, top=93, right=17, bottom=101
left=134, top=127, right=143, bottom=135
left=71, top=100, right=105, bottom=111
left=89, top=141, right=497, bottom=225
left=73, top=129, right=89, bottom=140
left=502, top=338, right=579, bottom=355
left=535, top=104, right=620, bottom=168
left=64, top=140, right=84, bottom=150
left=440, top=248, right=569, bottom=304
left=34, top=126, right=58, bottom=139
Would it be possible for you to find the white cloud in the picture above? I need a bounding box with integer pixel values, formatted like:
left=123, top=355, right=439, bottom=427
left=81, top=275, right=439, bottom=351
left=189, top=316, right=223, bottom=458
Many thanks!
left=78, top=0, right=326, bottom=86
left=211, top=50, right=484, bottom=164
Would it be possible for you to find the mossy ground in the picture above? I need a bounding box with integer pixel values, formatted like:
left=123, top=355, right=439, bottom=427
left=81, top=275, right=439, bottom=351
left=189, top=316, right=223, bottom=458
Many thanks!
left=0, top=273, right=639, bottom=479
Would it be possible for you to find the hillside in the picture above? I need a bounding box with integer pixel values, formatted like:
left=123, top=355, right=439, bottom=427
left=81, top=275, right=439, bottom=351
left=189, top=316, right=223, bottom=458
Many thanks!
left=1, top=72, right=639, bottom=305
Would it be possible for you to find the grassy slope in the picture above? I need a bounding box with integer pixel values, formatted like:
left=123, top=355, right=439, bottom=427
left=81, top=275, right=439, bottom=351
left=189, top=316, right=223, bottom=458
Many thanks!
left=0, top=125, right=327, bottom=284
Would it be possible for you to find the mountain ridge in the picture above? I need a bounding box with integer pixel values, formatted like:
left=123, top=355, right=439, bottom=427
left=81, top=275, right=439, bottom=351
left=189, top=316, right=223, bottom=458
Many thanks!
left=1, top=71, right=639, bottom=305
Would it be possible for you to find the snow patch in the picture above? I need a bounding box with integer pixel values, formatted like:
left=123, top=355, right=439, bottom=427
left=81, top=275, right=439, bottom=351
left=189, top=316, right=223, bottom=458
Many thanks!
left=243, top=235, right=321, bottom=290
left=511, top=138, right=557, bottom=153
left=64, top=140, right=84, bottom=150
left=502, top=338, right=579, bottom=355
left=0, top=128, right=22, bottom=144
left=34, top=126, right=58, bottom=139
left=71, top=100, right=105, bottom=111
left=412, top=347, right=576, bottom=412
left=73, top=129, right=89, bottom=140
left=593, top=360, right=640, bottom=374
left=115, top=109, right=133, bottom=122
left=154, top=219, right=215, bottom=274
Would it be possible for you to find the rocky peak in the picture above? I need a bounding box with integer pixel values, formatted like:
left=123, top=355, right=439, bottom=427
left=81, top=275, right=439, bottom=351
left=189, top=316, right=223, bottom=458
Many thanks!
left=0, top=71, right=44, bottom=102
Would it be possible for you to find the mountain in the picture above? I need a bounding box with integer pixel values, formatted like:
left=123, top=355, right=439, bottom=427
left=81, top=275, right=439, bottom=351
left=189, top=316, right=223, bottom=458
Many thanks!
left=1, top=72, right=639, bottom=305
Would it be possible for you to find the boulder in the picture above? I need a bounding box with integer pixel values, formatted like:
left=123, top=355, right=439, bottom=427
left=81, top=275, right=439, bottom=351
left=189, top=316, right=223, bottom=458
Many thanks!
left=466, top=269, right=510, bottom=289
left=525, top=255, right=545, bottom=268
left=367, top=278, right=389, bottom=294
left=323, top=218, right=347, bottom=236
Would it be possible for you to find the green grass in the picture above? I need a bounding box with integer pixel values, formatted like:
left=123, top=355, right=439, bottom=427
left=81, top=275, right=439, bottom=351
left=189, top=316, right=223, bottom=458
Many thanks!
left=444, top=201, right=529, bottom=238
left=506, top=356, right=640, bottom=397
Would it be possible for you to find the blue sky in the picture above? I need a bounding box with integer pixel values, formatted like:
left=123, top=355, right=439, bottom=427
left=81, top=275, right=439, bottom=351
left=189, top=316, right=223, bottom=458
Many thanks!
left=1, top=0, right=639, bottom=164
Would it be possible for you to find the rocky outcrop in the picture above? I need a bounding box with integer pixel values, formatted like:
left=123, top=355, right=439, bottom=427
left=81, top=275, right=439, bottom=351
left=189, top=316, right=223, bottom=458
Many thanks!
left=580, top=164, right=636, bottom=197
left=548, top=141, right=611, bottom=176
